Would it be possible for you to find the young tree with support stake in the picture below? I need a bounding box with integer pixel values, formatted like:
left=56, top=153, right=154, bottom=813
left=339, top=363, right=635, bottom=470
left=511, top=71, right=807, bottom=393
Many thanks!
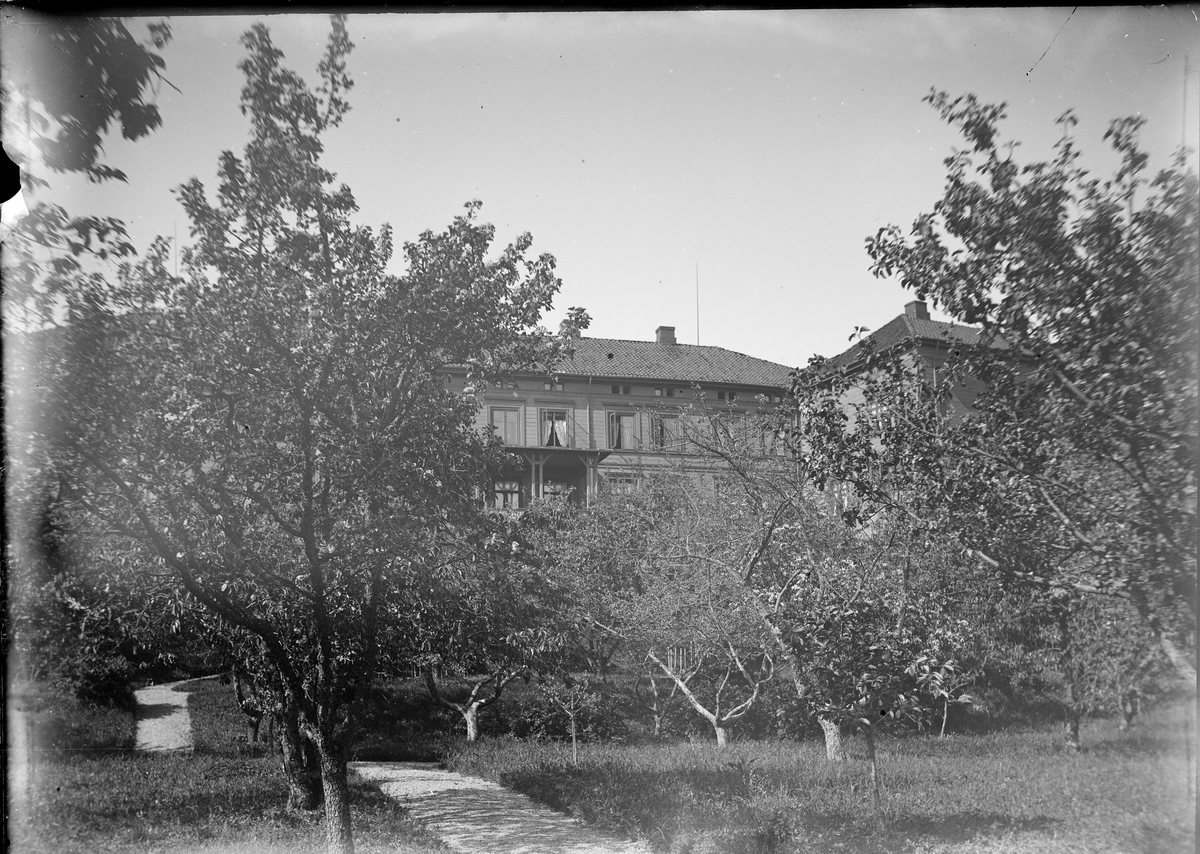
left=9, top=18, right=587, bottom=854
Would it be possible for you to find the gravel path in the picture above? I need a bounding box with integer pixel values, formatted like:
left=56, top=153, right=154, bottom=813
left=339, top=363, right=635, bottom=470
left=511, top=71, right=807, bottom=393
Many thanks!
left=351, top=761, right=654, bottom=854
left=133, top=681, right=195, bottom=753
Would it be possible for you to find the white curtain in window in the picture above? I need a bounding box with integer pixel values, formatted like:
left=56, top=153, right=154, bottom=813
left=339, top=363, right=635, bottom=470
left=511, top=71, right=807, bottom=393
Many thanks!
left=544, top=413, right=568, bottom=446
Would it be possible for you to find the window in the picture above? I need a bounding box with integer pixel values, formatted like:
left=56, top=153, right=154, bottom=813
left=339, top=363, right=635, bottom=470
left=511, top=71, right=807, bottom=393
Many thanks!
left=653, top=414, right=683, bottom=451
left=542, top=409, right=570, bottom=447
left=543, top=480, right=574, bottom=499
left=489, top=407, right=522, bottom=445
left=654, top=387, right=676, bottom=398
left=611, top=384, right=631, bottom=395
left=861, top=401, right=893, bottom=430
left=608, top=412, right=637, bottom=449
left=727, top=411, right=753, bottom=444
left=492, top=480, right=522, bottom=509
left=605, top=475, right=637, bottom=494
left=543, top=380, right=564, bottom=392
left=717, top=390, right=738, bottom=402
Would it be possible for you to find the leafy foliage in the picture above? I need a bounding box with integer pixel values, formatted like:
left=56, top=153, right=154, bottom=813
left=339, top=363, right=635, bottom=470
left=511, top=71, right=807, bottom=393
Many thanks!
left=7, top=17, right=586, bottom=854
left=791, top=91, right=1197, bottom=690
left=1, top=13, right=173, bottom=182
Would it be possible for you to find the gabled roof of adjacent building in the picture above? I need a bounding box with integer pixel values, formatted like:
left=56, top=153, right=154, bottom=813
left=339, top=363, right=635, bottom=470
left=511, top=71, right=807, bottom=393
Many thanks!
left=825, top=301, right=1006, bottom=371
left=553, top=330, right=794, bottom=388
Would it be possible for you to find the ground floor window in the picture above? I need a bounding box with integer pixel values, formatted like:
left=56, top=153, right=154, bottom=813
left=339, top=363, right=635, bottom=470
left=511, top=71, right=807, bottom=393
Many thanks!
left=492, top=479, right=523, bottom=509
left=543, top=479, right=574, bottom=499
left=605, top=475, right=638, bottom=494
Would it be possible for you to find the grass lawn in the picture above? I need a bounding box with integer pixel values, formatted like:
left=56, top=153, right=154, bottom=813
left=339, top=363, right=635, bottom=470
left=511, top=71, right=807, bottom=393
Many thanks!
left=8, top=677, right=444, bottom=854
left=444, top=703, right=1197, bottom=854
left=9, top=675, right=1193, bottom=853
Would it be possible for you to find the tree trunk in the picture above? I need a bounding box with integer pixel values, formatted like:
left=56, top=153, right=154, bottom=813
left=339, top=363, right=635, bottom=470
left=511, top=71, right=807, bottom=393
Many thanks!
left=1063, top=710, right=1081, bottom=753
left=641, top=671, right=665, bottom=739
left=819, top=716, right=845, bottom=761
left=862, top=726, right=883, bottom=824
left=462, top=706, right=479, bottom=743
left=235, top=672, right=266, bottom=746
left=1118, top=689, right=1139, bottom=731
left=315, top=735, right=354, bottom=854
left=1057, top=600, right=1081, bottom=753
left=941, top=698, right=950, bottom=738
left=277, top=707, right=322, bottom=811
left=714, top=724, right=728, bottom=747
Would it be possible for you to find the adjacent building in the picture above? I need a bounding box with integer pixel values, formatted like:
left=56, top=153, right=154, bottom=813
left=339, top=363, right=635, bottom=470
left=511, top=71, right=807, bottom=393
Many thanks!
left=825, top=300, right=1002, bottom=419
left=446, top=326, right=794, bottom=508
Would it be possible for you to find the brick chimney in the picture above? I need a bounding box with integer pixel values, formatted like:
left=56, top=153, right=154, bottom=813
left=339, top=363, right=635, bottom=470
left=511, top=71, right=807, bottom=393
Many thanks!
left=905, top=300, right=930, bottom=321
left=655, top=325, right=677, bottom=345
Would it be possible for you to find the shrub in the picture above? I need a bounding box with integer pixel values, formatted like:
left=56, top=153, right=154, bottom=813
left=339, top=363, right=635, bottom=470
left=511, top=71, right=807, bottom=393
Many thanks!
left=351, top=678, right=464, bottom=760
left=68, top=652, right=137, bottom=710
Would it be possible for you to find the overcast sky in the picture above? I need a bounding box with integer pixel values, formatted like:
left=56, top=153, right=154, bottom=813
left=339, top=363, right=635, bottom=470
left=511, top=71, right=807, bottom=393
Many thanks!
left=19, top=8, right=1200, bottom=367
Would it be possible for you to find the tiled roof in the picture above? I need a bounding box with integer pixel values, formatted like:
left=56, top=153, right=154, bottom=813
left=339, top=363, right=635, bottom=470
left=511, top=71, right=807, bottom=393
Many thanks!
left=552, top=336, right=795, bottom=388
left=825, top=314, right=1003, bottom=371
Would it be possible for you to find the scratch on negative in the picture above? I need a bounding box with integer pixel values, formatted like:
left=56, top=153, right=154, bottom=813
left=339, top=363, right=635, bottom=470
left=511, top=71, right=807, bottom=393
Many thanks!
left=1027, top=6, right=1078, bottom=78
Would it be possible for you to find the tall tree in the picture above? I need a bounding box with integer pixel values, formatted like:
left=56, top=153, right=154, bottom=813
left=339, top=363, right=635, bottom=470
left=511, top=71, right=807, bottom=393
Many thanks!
left=795, top=91, right=1196, bottom=690
left=12, top=18, right=586, bottom=854
left=879, top=92, right=1197, bottom=683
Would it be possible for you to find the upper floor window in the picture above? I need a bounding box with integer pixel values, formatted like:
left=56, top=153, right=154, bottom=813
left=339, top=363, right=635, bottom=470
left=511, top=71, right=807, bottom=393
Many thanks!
left=542, top=409, right=570, bottom=447
left=543, top=381, right=564, bottom=392
left=653, top=414, right=684, bottom=451
left=489, top=407, right=522, bottom=446
left=717, top=390, right=738, bottom=402
left=611, top=384, right=632, bottom=395
left=654, top=387, right=676, bottom=398
left=608, top=412, right=637, bottom=449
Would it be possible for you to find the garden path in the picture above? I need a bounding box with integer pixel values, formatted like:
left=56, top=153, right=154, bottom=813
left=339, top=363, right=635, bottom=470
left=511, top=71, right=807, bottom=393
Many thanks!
left=135, top=683, right=649, bottom=851
left=133, top=680, right=195, bottom=753
left=351, top=761, right=654, bottom=854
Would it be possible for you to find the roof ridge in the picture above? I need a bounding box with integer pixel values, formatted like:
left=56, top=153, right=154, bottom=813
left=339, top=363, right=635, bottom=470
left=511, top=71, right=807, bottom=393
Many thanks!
left=575, top=336, right=790, bottom=362
left=578, top=335, right=733, bottom=350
